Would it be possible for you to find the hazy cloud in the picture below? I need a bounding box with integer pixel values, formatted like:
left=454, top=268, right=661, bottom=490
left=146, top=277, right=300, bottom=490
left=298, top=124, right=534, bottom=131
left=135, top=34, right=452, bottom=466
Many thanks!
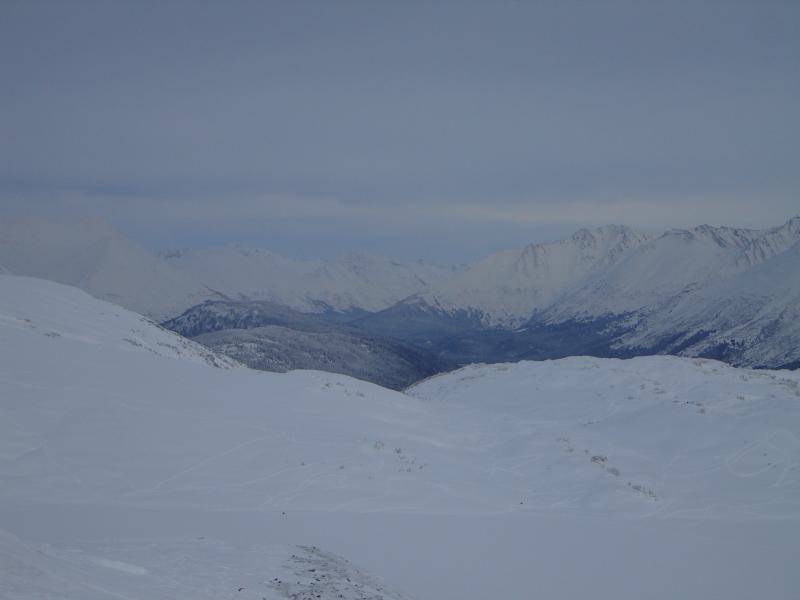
left=2, top=0, right=798, bottom=259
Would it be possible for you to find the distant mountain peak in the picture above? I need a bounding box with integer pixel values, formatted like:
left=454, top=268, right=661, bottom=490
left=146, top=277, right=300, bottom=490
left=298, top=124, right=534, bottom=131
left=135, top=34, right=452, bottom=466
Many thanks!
left=570, top=223, right=638, bottom=243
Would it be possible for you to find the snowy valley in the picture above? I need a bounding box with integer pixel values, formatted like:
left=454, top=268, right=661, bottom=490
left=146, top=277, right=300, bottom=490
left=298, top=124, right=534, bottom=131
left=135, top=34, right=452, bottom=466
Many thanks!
left=4, top=2, right=798, bottom=597
left=2, top=215, right=799, bottom=384
left=1, top=273, right=799, bottom=598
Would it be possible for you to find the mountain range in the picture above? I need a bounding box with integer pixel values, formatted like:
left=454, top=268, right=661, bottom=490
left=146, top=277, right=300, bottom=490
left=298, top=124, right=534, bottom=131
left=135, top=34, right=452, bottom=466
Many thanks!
left=161, top=245, right=461, bottom=314
left=0, top=216, right=458, bottom=320
left=2, top=214, right=798, bottom=374
left=359, top=215, right=800, bottom=369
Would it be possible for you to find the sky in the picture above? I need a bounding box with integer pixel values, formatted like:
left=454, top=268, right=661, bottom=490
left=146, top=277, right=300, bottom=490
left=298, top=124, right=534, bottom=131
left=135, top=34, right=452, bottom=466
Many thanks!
left=1, top=0, right=799, bottom=262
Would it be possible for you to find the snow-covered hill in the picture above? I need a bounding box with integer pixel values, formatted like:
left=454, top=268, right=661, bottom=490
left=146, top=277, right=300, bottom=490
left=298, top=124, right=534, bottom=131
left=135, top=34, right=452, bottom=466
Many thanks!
left=409, top=358, right=800, bottom=517
left=0, top=274, right=236, bottom=368
left=1, top=274, right=799, bottom=599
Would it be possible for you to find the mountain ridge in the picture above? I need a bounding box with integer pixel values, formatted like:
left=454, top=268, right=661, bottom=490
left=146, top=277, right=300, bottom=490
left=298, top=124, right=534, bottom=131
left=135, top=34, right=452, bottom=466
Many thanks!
left=351, top=215, right=800, bottom=370
left=3, top=213, right=798, bottom=371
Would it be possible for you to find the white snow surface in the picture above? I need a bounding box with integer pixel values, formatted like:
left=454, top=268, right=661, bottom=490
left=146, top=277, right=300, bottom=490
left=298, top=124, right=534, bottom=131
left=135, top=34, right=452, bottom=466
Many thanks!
left=1, top=275, right=799, bottom=599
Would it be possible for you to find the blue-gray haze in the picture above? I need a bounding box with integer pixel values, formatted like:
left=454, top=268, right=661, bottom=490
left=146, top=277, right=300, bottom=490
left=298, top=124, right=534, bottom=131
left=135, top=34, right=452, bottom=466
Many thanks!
left=1, top=0, right=798, bottom=261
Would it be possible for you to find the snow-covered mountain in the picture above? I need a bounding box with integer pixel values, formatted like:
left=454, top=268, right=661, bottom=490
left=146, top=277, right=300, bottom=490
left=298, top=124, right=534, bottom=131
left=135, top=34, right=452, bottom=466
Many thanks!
left=162, top=246, right=460, bottom=313
left=618, top=237, right=800, bottom=368
left=0, top=216, right=458, bottom=319
left=408, top=224, right=653, bottom=328
left=380, top=216, right=800, bottom=329
left=356, top=215, right=800, bottom=369
left=1, top=274, right=799, bottom=598
left=3, top=214, right=799, bottom=370
left=544, top=215, right=800, bottom=320
left=536, top=216, right=800, bottom=367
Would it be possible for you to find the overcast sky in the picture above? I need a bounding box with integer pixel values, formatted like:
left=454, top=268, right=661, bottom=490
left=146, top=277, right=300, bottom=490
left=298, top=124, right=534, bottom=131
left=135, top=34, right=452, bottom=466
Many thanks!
left=1, top=0, right=799, bottom=261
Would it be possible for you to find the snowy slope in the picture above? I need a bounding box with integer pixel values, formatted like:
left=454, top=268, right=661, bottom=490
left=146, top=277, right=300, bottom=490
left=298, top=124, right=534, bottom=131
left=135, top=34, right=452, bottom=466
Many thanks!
left=0, top=274, right=475, bottom=512
left=2, top=275, right=800, bottom=598
left=6, top=280, right=795, bottom=517
left=0, top=216, right=209, bottom=320
left=163, top=247, right=460, bottom=313
left=409, top=357, right=800, bottom=517
left=619, top=238, right=800, bottom=368
left=0, top=274, right=236, bottom=368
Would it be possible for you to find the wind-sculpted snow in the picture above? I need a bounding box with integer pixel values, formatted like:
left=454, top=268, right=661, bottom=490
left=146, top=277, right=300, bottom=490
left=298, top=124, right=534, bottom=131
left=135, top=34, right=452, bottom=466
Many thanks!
left=1, top=275, right=799, bottom=599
